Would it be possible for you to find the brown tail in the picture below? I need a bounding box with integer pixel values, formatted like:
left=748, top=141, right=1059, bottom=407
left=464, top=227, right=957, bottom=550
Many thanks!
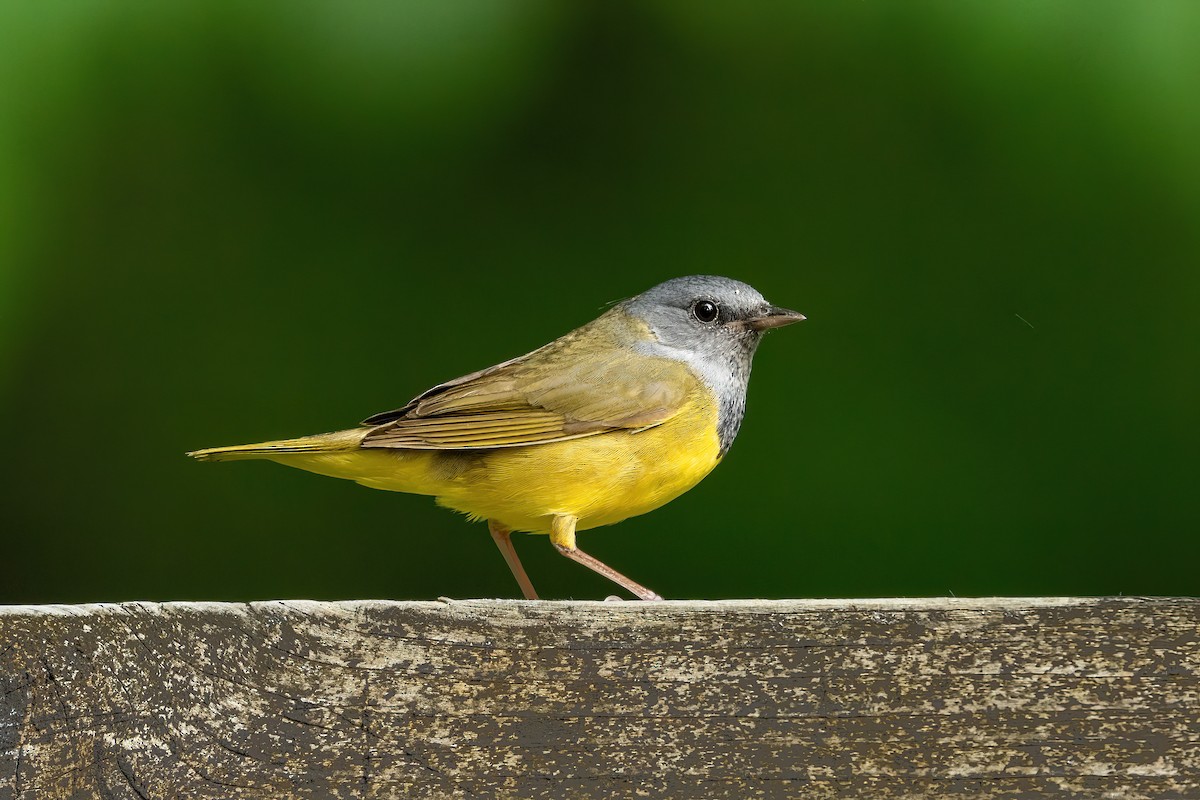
left=187, top=428, right=365, bottom=462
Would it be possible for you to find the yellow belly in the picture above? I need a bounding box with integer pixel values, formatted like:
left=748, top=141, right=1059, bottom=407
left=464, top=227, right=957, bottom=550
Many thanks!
left=276, top=398, right=722, bottom=534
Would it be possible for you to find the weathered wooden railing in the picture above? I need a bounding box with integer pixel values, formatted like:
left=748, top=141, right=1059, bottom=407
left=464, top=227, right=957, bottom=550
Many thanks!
left=2, top=598, right=1197, bottom=798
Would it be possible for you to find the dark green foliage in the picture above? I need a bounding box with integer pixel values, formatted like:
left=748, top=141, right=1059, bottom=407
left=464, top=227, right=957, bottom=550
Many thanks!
left=1, top=2, right=1196, bottom=601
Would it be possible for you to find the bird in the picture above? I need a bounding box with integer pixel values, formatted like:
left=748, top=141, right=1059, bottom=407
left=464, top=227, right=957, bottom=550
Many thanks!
left=188, top=275, right=804, bottom=600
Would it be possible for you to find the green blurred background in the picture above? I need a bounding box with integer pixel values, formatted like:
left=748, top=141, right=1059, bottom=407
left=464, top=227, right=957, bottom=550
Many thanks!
left=2, top=2, right=1197, bottom=603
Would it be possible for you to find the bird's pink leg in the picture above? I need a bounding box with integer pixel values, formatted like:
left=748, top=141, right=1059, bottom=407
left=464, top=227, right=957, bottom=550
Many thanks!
left=549, top=515, right=663, bottom=601
left=488, top=520, right=539, bottom=600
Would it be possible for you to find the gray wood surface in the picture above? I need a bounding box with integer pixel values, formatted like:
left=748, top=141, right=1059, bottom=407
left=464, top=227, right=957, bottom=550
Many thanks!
left=1, top=597, right=1198, bottom=799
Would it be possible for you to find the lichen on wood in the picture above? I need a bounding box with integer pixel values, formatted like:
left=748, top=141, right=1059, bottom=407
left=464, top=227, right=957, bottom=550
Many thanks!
left=2, top=597, right=1198, bottom=799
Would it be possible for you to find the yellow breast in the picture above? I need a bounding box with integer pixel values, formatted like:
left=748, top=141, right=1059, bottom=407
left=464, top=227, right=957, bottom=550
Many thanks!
left=281, top=394, right=717, bottom=535
left=432, top=391, right=721, bottom=532
left=272, top=388, right=722, bottom=535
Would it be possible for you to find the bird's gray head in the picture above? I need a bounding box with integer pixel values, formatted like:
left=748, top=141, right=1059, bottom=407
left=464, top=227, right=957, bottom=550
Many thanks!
left=620, top=275, right=804, bottom=453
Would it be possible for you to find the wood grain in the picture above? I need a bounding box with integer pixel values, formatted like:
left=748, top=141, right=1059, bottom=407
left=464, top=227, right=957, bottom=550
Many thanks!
left=2, top=598, right=1197, bottom=799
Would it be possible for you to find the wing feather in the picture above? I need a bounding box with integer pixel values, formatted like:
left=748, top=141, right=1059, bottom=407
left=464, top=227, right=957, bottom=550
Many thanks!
left=360, top=312, right=696, bottom=451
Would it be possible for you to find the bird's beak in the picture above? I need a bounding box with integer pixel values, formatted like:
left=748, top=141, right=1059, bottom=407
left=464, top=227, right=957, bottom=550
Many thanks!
left=747, top=306, right=806, bottom=331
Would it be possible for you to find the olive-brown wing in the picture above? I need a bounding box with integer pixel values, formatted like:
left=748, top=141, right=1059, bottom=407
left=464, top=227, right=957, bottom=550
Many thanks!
left=359, top=344, right=695, bottom=451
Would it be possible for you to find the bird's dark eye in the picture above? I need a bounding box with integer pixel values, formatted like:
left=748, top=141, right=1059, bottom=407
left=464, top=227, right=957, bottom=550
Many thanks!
left=692, top=299, right=719, bottom=323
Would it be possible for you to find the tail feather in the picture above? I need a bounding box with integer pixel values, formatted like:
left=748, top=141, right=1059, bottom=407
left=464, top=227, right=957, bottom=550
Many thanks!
left=187, top=428, right=365, bottom=462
